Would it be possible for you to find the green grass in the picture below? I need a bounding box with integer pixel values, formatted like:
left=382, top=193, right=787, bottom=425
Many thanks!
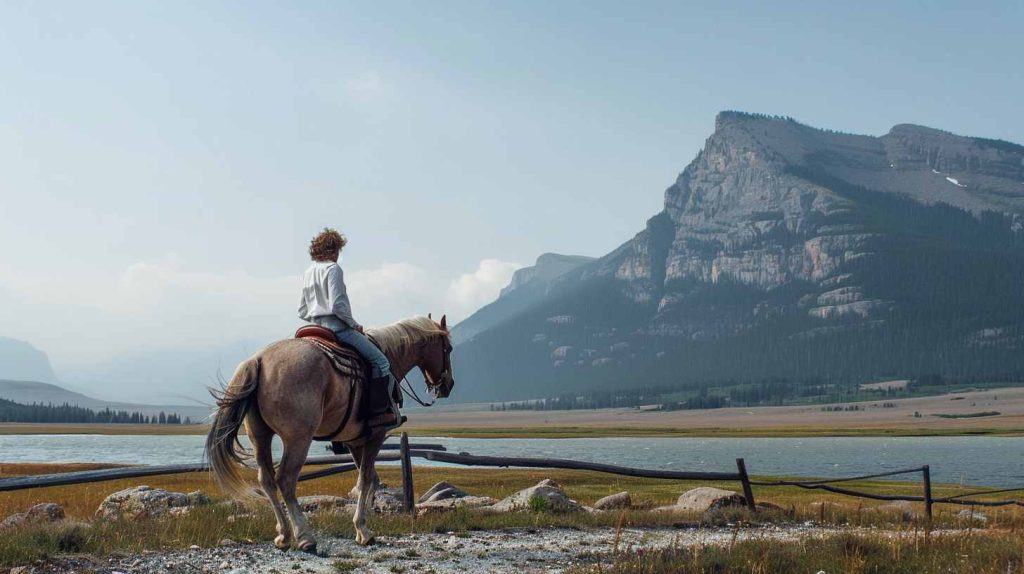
left=567, top=530, right=1024, bottom=574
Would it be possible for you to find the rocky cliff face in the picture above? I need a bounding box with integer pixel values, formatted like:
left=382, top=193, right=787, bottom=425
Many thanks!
left=452, top=112, right=1024, bottom=401
left=500, top=253, right=595, bottom=298
left=0, top=337, right=58, bottom=383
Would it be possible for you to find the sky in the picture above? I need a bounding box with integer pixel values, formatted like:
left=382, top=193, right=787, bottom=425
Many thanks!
left=1, top=1, right=1022, bottom=401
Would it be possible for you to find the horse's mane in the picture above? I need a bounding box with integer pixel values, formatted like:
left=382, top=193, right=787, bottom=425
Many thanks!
left=367, top=316, right=447, bottom=353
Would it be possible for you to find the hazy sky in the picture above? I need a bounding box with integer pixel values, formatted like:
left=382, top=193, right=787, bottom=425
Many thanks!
left=1, top=1, right=1022, bottom=395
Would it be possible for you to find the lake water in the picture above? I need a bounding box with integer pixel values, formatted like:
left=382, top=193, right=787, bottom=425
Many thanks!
left=1, top=435, right=1022, bottom=487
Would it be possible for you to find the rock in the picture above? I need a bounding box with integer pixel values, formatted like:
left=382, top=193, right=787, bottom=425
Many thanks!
left=0, top=502, right=65, bottom=529
left=675, top=487, right=746, bottom=512
left=875, top=501, right=922, bottom=521
left=218, top=561, right=230, bottom=570
left=957, top=509, right=987, bottom=523
left=417, top=496, right=497, bottom=515
left=297, top=495, right=352, bottom=513
left=218, top=538, right=237, bottom=547
left=96, top=486, right=193, bottom=520
left=10, top=566, right=32, bottom=574
left=418, top=481, right=467, bottom=503
left=490, top=480, right=583, bottom=513
left=593, top=491, right=631, bottom=510
left=187, top=491, right=212, bottom=506
left=373, top=488, right=405, bottom=514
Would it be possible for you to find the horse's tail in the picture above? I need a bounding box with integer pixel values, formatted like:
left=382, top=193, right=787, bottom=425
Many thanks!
left=205, top=357, right=261, bottom=500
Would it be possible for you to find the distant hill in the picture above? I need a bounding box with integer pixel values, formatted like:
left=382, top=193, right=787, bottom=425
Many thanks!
left=451, top=111, right=1024, bottom=402
left=453, top=253, right=594, bottom=344
left=0, top=337, right=58, bottom=383
left=0, top=379, right=212, bottom=421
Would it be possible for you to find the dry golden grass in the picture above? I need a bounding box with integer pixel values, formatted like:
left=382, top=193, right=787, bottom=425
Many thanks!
left=3, top=462, right=1023, bottom=526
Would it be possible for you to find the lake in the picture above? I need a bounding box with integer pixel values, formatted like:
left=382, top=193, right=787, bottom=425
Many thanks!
left=1, top=435, right=1021, bottom=487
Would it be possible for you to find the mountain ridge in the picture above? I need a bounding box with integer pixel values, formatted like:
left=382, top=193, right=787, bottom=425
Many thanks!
left=451, top=112, right=1024, bottom=402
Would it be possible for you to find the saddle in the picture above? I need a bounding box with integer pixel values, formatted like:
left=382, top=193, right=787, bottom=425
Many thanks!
left=294, top=325, right=402, bottom=442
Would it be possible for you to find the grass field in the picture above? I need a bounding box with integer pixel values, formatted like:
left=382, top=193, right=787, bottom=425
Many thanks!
left=566, top=531, right=1024, bottom=574
left=3, top=462, right=1024, bottom=569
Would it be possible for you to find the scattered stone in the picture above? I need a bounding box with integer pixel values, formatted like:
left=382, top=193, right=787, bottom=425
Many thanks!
left=297, top=495, right=352, bottom=513
left=226, top=513, right=255, bottom=524
left=219, top=539, right=237, bottom=547
left=218, top=560, right=230, bottom=569
left=490, top=480, right=583, bottom=513
left=373, top=487, right=405, bottom=514
left=875, top=501, right=922, bottom=521
left=97, top=486, right=196, bottom=520
left=957, top=509, right=987, bottom=523
left=10, top=566, right=32, bottom=574
left=0, top=502, right=65, bottom=529
left=419, top=481, right=468, bottom=503
left=675, top=488, right=746, bottom=512
left=417, top=496, right=497, bottom=515
left=593, top=492, right=631, bottom=510
left=188, top=490, right=212, bottom=506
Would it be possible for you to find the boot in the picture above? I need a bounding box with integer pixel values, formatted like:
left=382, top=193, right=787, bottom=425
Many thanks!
left=366, top=374, right=403, bottom=431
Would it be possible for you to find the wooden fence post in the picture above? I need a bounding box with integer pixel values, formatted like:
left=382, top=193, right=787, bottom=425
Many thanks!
left=400, top=432, right=415, bottom=514
left=736, top=458, right=757, bottom=512
left=922, top=465, right=933, bottom=522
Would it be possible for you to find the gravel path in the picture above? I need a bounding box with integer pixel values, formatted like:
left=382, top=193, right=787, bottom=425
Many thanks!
left=35, top=524, right=833, bottom=574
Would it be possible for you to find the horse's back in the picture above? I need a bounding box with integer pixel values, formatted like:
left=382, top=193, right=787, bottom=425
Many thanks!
left=251, top=339, right=341, bottom=439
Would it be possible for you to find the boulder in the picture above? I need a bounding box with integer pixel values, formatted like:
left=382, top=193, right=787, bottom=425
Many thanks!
left=536, top=478, right=561, bottom=489
left=417, top=496, right=497, bottom=515
left=490, top=480, right=583, bottom=513
left=594, top=491, right=631, bottom=510
left=297, top=495, right=352, bottom=513
left=675, top=488, right=746, bottom=512
left=0, top=502, right=65, bottom=529
left=96, top=485, right=196, bottom=520
left=418, top=481, right=468, bottom=503
left=957, top=509, right=987, bottom=523
left=373, top=487, right=405, bottom=514
left=875, top=501, right=922, bottom=521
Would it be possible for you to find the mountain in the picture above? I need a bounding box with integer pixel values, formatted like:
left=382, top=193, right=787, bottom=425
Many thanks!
left=0, top=337, right=59, bottom=383
left=452, top=112, right=1024, bottom=402
left=0, top=379, right=212, bottom=421
left=453, top=253, right=594, bottom=344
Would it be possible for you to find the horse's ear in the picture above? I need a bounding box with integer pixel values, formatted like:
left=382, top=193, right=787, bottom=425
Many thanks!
left=428, top=313, right=432, bottom=320
left=440, top=315, right=447, bottom=330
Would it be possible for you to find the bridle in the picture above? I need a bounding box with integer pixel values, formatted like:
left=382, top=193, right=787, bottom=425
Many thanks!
left=400, top=335, right=452, bottom=407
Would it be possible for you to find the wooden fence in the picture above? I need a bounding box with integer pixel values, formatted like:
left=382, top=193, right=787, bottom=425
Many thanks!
left=3, top=433, right=1022, bottom=518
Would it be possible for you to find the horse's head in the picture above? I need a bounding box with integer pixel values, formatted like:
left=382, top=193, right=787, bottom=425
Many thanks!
left=421, top=314, right=454, bottom=399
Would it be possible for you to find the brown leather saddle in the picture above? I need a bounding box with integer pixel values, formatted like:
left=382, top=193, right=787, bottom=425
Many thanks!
left=294, top=325, right=400, bottom=442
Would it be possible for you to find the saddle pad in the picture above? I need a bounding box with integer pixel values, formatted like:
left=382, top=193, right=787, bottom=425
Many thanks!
left=303, top=337, right=367, bottom=380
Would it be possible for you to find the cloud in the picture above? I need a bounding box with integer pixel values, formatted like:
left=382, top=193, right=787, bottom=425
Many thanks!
left=346, top=72, right=383, bottom=101
left=444, top=259, right=522, bottom=320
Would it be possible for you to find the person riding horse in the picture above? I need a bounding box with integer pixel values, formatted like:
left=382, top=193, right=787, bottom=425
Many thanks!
left=297, top=228, right=401, bottom=431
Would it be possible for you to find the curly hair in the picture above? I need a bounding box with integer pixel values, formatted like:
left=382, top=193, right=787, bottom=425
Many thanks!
left=308, top=228, right=347, bottom=261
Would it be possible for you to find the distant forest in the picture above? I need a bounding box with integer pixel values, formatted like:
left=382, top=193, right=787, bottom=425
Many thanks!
left=490, top=373, right=1021, bottom=412
left=0, top=397, right=192, bottom=424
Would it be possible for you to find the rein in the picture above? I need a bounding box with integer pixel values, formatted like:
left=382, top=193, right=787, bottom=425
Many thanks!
left=400, top=373, right=435, bottom=407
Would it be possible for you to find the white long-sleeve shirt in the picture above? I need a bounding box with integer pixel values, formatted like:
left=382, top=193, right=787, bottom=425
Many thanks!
left=298, top=261, right=360, bottom=330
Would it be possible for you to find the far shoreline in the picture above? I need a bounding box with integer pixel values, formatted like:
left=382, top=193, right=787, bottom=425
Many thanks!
left=2, top=386, right=1023, bottom=438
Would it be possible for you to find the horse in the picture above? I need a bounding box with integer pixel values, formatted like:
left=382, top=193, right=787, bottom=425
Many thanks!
left=204, top=315, right=454, bottom=551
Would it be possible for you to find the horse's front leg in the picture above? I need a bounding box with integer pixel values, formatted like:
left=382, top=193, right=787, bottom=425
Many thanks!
left=352, top=451, right=378, bottom=545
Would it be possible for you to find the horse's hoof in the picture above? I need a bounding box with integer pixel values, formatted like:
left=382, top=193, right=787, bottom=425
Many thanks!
left=274, top=535, right=291, bottom=551
left=355, top=530, right=375, bottom=546
left=297, top=540, right=318, bottom=554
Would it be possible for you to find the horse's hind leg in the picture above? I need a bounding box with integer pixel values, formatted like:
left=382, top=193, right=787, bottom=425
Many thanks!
left=277, top=437, right=317, bottom=552
left=247, top=414, right=292, bottom=550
